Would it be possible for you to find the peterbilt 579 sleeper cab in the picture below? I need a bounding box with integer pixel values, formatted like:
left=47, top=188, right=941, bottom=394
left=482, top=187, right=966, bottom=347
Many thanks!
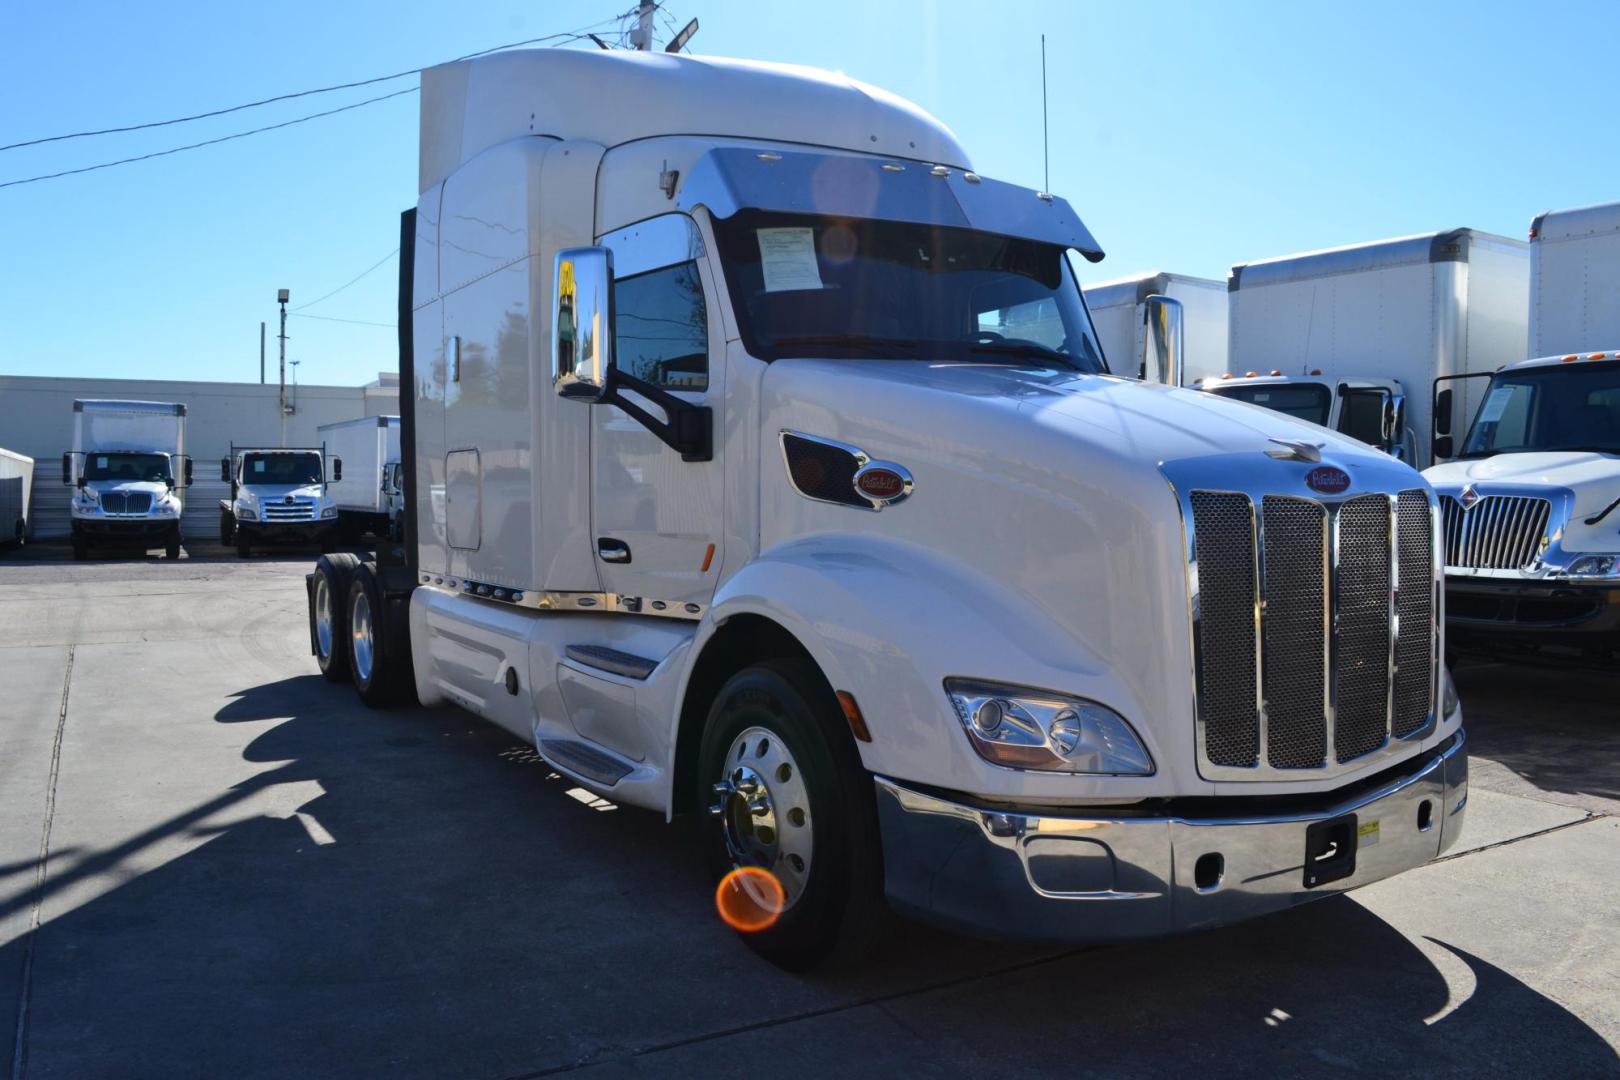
left=305, top=48, right=1466, bottom=969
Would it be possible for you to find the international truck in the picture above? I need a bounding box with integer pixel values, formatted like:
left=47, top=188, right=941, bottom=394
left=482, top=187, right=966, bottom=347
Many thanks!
left=1082, top=271, right=1227, bottom=385
left=1422, top=200, right=1620, bottom=664
left=320, top=416, right=403, bottom=540
left=1210, top=229, right=1530, bottom=468
left=220, top=446, right=341, bottom=557
left=62, top=399, right=191, bottom=560
left=0, top=446, right=32, bottom=549
left=302, top=48, right=1466, bottom=969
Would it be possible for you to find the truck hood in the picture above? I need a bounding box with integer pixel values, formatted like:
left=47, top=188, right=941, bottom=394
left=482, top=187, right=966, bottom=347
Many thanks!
left=84, top=480, right=171, bottom=497
left=239, top=483, right=326, bottom=502
left=1424, top=452, right=1620, bottom=516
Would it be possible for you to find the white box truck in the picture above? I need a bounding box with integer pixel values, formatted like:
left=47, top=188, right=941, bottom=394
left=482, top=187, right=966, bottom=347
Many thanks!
left=220, top=446, right=341, bottom=557
left=1212, top=229, right=1529, bottom=468
left=1082, top=271, right=1227, bottom=385
left=320, top=416, right=403, bottom=540
left=62, top=400, right=191, bottom=560
left=302, top=48, right=1465, bottom=969
left=1422, top=200, right=1620, bottom=665
left=0, top=447, right=33, bottom=549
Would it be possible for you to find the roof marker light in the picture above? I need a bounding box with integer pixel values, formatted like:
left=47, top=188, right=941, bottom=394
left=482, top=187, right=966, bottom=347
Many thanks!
left=1270, top=369, right=1282, bottom=376
left=1562, top=354, right=1579, bottom=363
left=1245, top=371, right=1258, bottom=377
left=1310, top=369, right=1323, bottom=375
left=1588, top=353, right=1607, bottom=360
left=881, top=162, right=905, bottom=172
left=1221, top=373, right=1233, bottom=380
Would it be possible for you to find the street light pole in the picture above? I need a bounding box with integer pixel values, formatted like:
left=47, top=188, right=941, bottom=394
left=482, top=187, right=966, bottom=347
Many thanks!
left=277, top=289, right=289, bottom=447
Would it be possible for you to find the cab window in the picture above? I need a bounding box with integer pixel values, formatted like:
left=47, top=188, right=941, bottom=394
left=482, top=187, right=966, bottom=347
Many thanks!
left=614, top=261, right=708, bottom=391
left=1337, top=388, right=1387, bottom=446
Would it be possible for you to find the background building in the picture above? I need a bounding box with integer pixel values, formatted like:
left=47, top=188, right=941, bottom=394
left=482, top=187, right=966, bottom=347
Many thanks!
left=0, top=373, right=398, bottom=540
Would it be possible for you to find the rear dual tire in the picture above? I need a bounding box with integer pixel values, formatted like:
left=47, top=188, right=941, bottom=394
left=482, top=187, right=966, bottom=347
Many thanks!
left=346, top=562, right=413, bottom=708
left=313, top=553, right=359, bottom=682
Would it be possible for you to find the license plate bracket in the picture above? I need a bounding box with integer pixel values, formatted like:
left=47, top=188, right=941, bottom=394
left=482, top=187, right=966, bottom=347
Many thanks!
left=1303, top=813, right=1358, bottom=888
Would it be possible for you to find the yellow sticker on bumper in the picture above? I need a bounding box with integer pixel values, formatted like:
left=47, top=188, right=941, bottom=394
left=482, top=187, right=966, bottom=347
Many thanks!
left=1358, top=820, right=1380, bottom=848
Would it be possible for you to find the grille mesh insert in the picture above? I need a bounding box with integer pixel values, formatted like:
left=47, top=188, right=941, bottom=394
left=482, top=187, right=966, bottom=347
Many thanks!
left=781, top=434, right=867, bottom=509
left=1334, top=495, right=1391, bottom=762
left=1261, top=497, right=1327, bottom=769
left=1394, top=490, right=1434, bottom=738
left=1191, top=492, right=1259, bottom=767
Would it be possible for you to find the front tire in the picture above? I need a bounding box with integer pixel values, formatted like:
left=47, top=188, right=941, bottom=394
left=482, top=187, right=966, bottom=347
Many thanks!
left=165, top=529, right=181, bottom=560
left=312, top=552, right=359, bottom=682
left=697, top=659, right=884, bottom=970
left=72, top=535, right=88, bottom=561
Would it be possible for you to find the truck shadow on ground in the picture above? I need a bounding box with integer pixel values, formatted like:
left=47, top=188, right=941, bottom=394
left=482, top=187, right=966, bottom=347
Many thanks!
left=3, top=674, right=1614, bottom=1078
left=1456, top=661, right=1620, bottom=805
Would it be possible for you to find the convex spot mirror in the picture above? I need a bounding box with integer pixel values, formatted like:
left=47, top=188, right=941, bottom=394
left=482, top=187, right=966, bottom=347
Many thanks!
left=552, top=246, right=615, bottom=403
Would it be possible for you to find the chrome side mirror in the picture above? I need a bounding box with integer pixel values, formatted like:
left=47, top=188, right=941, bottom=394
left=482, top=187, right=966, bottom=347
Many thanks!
left=61, top=452, right=73, bottom=486
left=1142, top=295, right=1185, bottom=387
left=552, top=246, right=615, bottom=402
left=1383, top=393, right=1406, bottom=450
left=331, top=458, right=343, bottom=483
left=220, top=458, right=231, bottom=483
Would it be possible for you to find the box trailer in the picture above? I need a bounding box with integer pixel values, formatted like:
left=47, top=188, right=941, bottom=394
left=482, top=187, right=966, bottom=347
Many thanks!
left=300, top=47, right=1464, bottom=970
left=1217, top=229, right=1529, bottom=468
left=63, top=400, right=191, bottom=560
left=320, top=415, right=402, bottom=539
left=0, top=446, right=33, bottom=548
left=1082, top=271, right=1227, bottom=385
left=1420, top=201, right=1620, bottom=666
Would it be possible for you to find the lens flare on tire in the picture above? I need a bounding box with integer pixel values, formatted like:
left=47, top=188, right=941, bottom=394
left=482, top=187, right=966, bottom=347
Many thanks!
left=715, top=866, right=785, bottom=932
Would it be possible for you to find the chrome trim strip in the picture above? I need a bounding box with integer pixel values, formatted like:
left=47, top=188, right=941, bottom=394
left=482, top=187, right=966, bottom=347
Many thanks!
left=1386, top=492, right=1398, bottom=752
left=415, top=576, right=705, bottom=621
left=1252, top=494, right=1268, bottom=769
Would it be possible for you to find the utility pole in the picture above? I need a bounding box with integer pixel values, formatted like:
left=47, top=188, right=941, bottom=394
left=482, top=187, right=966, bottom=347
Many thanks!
left=277, top=289, right=289, bottom=447
left=259, top=322, right=266, bottom=384
left=629, top=1, right=656, bottom=49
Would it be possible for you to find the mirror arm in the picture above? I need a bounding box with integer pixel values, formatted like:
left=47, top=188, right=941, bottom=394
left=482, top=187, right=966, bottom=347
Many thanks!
left=602, top=369, right=713, bottom=462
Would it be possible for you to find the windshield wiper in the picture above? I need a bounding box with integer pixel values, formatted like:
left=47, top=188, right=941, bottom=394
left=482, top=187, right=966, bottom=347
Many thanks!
left=966, top=341, right=1079, bottom=370
left=767, top=334, right=918, bottom=358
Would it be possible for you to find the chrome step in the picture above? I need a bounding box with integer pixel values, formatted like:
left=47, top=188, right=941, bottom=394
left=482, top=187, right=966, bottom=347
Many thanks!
left=538, top=738, right=634, bottom=786
left=564, top=644, right=658, bottom=680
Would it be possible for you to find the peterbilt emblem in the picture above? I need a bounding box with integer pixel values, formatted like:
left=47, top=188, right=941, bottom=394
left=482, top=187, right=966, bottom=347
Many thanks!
left=1305, top=466, right=1352, bottom=495
left=1460, top=485, right=1479, bottom=508
left=853, top=462, right=914, bottom=508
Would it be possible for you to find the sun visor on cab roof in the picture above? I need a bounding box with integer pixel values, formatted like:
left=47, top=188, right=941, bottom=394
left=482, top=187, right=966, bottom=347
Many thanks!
left=677, top=147, right=1105, bottom=263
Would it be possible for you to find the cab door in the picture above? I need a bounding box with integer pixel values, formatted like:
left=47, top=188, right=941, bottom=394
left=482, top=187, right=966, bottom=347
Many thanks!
left=590, top=213, right=724, bottom=610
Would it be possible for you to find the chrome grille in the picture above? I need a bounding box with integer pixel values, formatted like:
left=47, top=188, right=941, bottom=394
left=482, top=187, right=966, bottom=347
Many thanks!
left=1394, top=491, right=1434, bottom=739
left=262, top=498, right=316, bottom=521
left=101, top=492, right=153, bottom=515
left=1439, top=494, right=1549, bottom=570
left=1334, top=495, right=1391, bottom=763
left=1260, top=497, right=1327, bottom=769
left=1188, top=486, right=1436, bottom=779
left=1189, top=492, right=1258, bottom=768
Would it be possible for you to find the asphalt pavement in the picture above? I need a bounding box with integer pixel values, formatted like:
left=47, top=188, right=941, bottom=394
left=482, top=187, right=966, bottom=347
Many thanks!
left=1, top=543, right=1615, bottom=1078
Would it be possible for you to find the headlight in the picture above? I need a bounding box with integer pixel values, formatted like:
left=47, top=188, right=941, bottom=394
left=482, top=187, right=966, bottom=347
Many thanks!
left=1441, top=666, right=1459, bottom=718
left=73, top=491, right=99, bottom=508
left=946, top=679, right=1154, bottom=775
left=1566, top=554, right=1619, bottom=577
left=238, top=507, right=258, bottom=522
left=321, top=506, right=337, bottom=519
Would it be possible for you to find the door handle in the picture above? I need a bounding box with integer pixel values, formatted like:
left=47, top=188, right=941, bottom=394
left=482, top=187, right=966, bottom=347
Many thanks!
left=597, top=538, right=631, bottom=564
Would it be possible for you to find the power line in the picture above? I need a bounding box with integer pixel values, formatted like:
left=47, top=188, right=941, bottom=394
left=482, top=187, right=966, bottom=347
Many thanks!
left=0, top=17, right=630, bottom=154
left=0, top=87, right=418, bottom=190
left=292, top=248, right=398, bottom=311
left=289, top=312, right=395, bottom=328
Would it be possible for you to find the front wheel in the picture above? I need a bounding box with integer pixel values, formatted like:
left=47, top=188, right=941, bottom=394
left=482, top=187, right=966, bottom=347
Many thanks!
left=165, top=529, right=181, bottom=560
left=698, top=659, right=884, bottom=971
left=72, top=535, right=88, bottom=561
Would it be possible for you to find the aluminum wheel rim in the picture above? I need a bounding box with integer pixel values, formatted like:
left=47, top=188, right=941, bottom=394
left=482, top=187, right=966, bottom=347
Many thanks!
left=710, top=725, right=813, bottom=910
left=314, top=576, right=334, bottom=659
left=351, top=589, right=374, bottom=682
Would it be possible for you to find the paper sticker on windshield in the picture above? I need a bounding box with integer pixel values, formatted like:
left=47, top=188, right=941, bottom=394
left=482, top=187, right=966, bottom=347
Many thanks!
left=253, top=460, right=266, bottom=473
left=95, top=456, right=108, bottom=468
left=1477, top=387, right=1513, bottom=424
left=757, top=228, right=824, bottom=293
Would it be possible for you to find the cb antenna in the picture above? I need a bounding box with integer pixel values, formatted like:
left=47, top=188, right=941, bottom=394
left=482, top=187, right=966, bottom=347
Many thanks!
left=1040, top=33, right=1049, bottom=193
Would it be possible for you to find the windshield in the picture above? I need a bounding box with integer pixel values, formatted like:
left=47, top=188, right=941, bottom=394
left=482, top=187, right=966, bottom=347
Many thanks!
left=243, top=452, right=323, bottom=485
left=710, top=211, right=1107, bottom=371
left=1461, top=362, right=1620, bottom=457
left=83, top=452, right=170, bottom=483
left=1209, top=383, right=1332, bottom=426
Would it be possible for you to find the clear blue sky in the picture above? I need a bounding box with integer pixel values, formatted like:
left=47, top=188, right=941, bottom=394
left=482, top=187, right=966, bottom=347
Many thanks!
left=2, top=0, right=1616, bottom=387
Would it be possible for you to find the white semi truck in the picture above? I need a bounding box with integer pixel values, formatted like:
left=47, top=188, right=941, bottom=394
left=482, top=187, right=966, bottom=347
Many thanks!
left=62, top=399, right=191, bottom=560
left=303, top=48, right=1466, bottom=969
left=1211, top=229, right=1529, bottom=468
left=320, top=416, right=403, bottom=540
left=220, top=446, right=341, bottom=557
left=0, top=446, right=33, bottom=549
left=1422, top=200, right=1620, bottom=664
left=1082, top=271, right=1227, bottom=385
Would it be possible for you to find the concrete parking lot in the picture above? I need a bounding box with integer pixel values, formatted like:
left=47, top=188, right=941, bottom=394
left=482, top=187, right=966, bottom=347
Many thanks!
left=1, top=545, right=1616, bottom=1078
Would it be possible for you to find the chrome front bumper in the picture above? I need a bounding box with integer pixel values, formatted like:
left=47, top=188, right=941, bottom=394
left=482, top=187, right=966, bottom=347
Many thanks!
left=875, top=731, right=1467, bottom=943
